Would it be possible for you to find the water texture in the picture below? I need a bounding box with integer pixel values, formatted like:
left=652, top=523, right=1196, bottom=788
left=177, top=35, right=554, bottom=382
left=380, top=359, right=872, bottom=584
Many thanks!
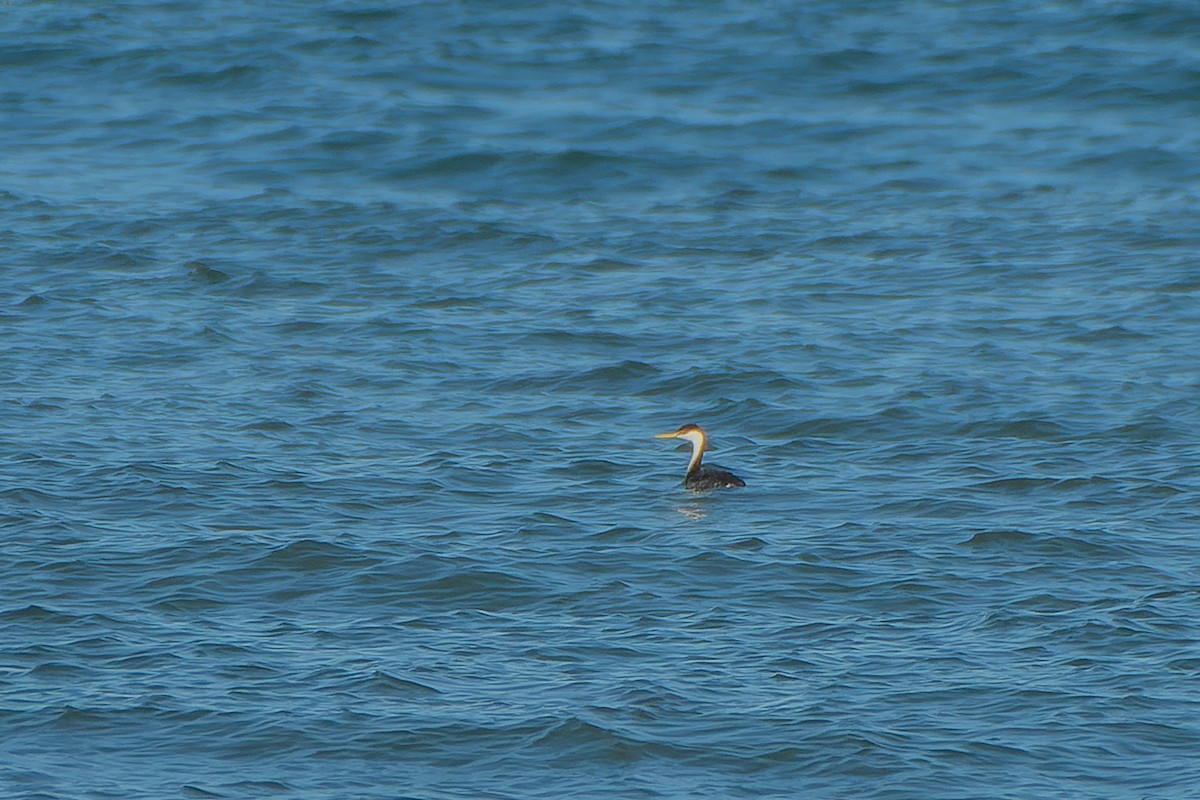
left=3, top=2, right=1199, bottom=798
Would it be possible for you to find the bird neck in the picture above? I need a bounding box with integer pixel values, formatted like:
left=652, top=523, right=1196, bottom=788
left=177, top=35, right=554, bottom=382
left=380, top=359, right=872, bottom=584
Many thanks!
left=680, top=429, right=706, bottom=474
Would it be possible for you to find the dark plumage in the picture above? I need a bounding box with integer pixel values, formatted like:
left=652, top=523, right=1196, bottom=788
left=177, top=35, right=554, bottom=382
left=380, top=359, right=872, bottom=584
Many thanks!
left=685, top=464, right=746, bottom=490
left=655, top=423, right=745, bottom=490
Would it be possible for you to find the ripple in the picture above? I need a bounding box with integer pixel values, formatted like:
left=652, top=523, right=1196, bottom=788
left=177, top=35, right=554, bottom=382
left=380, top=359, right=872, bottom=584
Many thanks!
left=3, top=1, right=1200, bottom=798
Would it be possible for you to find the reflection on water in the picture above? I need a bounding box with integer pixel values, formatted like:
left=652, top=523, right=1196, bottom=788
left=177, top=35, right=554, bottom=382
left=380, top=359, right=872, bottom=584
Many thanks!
left=675, top=499, right=709, bottom=521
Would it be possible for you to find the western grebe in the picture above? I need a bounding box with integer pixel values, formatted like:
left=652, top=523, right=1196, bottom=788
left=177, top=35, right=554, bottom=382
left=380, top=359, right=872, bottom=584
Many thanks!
left=655, top=423, right=745, bottom=490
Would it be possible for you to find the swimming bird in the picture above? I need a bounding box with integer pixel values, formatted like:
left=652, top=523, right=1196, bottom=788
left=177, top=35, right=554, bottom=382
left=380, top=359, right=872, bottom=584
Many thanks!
left=655, top=423, right=746, bottom=490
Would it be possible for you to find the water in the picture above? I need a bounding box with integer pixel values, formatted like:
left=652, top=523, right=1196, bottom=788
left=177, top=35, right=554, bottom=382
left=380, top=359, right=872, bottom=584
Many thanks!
left=3, top=2, right=1200, bottom=798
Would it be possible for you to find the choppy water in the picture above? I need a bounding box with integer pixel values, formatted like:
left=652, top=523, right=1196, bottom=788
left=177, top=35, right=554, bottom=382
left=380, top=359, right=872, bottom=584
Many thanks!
left=4, top=2, right=1200, bottom=798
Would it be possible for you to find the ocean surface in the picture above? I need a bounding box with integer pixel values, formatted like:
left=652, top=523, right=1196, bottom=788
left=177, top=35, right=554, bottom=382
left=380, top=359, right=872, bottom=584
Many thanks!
left=3, top=2, right=1200, bottom=798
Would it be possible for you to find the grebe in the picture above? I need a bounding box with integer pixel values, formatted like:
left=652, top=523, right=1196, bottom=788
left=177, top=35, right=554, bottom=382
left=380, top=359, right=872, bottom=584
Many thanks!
left=655, top=423, right=745, bottom=490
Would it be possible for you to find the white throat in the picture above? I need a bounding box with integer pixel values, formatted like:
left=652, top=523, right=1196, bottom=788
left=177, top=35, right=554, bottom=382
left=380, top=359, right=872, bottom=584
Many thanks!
left=678, top=429, right=706, bottom=473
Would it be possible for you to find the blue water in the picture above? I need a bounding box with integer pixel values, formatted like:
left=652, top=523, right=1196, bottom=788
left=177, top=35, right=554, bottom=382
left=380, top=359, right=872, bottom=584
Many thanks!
left=4, top=2, right=1200, bottom=798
